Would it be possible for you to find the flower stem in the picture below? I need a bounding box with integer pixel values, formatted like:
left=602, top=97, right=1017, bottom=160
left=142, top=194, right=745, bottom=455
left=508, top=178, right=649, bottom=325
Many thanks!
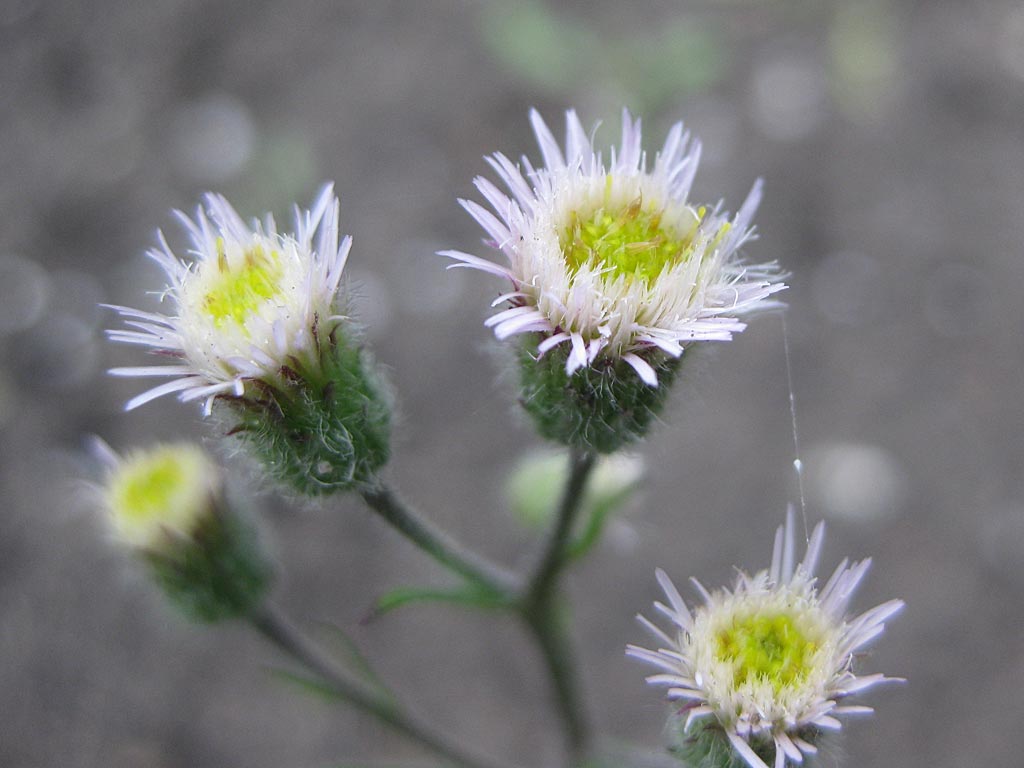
left=519, top=448, right=597, bottom=765
left=360, top=480, right=520, bottom=596
left=250, top=602, right=516, bottom=768
left=524, top=449, right=597, bottom=604
left=359, top=451, right=599, bottom=766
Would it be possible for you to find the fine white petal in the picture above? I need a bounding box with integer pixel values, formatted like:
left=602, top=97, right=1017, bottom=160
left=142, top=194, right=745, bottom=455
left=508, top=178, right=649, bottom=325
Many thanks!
left=776, top=732, right=803, bottom=763
left=565, top=109, right=590, bottom=165
left=494, top=312, right=551, bottom=340
left=792, top=737, right=817, bottom=755
left=801, top=520, right=826, bottom=578
left=729, top=179, right=764, bottom=250
left=683, top=705, right=713, bottom=732
left=728, top=731, right=770, bottom=768
left=625, top=646, right=688, bottom=675
left=537, top=332, right=571, bottom=356
left=644, top=673, right=695, bottom=688
left=454, top=108, right=786, bottom=376
left=689, top=577, right=713, bottom=605
left=101, top=304, right=177, bottom=326
left=87, top=435, right=120, bottom=470
left=667, top=687, right=707, bottom=701
left=781, top=506, right=797, bottom=583
left=124, top=378, right=203, bottom=411
left=623, top=353, right=658, bottom=386
left=474, top=177, right=513, bottom=221
left=529, top=108, right=565, bottom=171
left=636, top=333, right=684, bottom=357
left=178, top=380, right=237, bottom=403
left=440, top=249, right=515, bottom=279
left=107, top=185, right=353, bottom=412
left=109, top=365, right=195, bottom=378
left=630, top=509, right=902, bottom=759
left=770, top=521, right=785, bottom=584
left=814, top=715, right=842, bottom=731
left=655, top=568, right=692, bottom=628
left=484, top=305, right=535, bottom=328
left=819, top=557, right=850, bottom=603
left=832, top=705, right=874, bottom=716
left=460, top=199, right=512, bottom=246
left=832, top=673, right=891, bottom=695
left=635, top=613, right=674, bottom=648
left=484, top=153, right=534, bottom=209
left=491, top=291, right=527, bottom=307
left=567, top=332, right=588, bottom=374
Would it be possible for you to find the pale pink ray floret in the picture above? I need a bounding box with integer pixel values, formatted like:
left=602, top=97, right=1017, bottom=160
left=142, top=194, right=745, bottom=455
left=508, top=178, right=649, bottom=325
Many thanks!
left=443, top=109, right=787, bottom=385
left=627, top=509, right=903, bottom=768
left=106, top=184, right=351, bottom=414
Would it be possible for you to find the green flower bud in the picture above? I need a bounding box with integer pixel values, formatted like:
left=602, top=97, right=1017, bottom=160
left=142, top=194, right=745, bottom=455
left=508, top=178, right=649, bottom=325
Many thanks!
left=666, top=719, right=791, bottom=768
left=445, top=109, right=786, bottom=454
left=517, top=340, right=681, bottom=454
left=219, top=320, right=392, bottom=495
left=99, top=442, right=271, bottom=623
left=507, top=448, right=643, bottom=529
left=105, top=185, right=392, bottom=495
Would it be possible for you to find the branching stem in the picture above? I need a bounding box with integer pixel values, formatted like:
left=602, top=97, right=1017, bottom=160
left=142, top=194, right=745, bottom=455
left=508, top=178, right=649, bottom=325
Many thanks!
left=360, top=481, right=520, bottom=596
left=250, top=602, right=516, bottom=768
left=357, top=451, right=599, bottom=767
left=519, top=448, right=597, bottom=765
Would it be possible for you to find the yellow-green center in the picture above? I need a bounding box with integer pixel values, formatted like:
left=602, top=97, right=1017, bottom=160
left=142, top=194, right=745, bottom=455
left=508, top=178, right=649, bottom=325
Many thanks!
left=110, top=452, right=190, bottom=527
left=202, top=240, right=284, bottom=328
left=714, top=612, right=817, bottom=693
left=561, top=192, right=701, bottom=284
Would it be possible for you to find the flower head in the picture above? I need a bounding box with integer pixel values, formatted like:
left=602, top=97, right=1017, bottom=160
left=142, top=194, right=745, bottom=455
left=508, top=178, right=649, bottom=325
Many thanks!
left=108, top=184, right=350, bottom=413
left=98, top=439, right=221, bottom=552
left=92, top=438, right=271, bottom=622
left=443, top=109, right=786, bottom=386
left=627, top=510, right=903, bottom=768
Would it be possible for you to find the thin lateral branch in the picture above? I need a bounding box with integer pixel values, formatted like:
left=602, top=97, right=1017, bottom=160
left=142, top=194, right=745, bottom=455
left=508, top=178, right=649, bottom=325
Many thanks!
left=524, top=449, right=596, bottom=605
left=519, top=448, right=597, bottom=764
left=250, top=603, right=517, bottom=768
left=360, top=480, right=520, bottom=596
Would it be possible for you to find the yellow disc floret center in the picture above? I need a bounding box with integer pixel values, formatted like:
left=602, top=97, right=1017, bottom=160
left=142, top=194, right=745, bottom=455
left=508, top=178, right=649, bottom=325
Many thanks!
left=714, top=612, right=817, bottom=694
left=202, top=239, right=284, bottom=328
left=561, top=185, right=702, bottom=284
left=106, top=445, right=214, bottom=549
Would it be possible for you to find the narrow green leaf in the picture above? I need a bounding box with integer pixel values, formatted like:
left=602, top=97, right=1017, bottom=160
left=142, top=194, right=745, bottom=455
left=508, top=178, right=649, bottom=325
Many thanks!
left=268, top=667, right=345, bottom=703
left=314, top=621, right=394, bottom=702
left=567, top=487, right=632, bottom=562
left=367, top=584, right=510, bottom=621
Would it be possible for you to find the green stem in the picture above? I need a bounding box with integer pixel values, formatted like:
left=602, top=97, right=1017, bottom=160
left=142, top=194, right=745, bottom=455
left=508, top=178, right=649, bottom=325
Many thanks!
left=360, top=480, right=519, bottom=596
left=250, top=603, right=516, bottom=768
left=524, top=449, right=597, bottom=604
left=522, top=597, right=588, bottom=765
left=520, top=448, right=597, bottom=765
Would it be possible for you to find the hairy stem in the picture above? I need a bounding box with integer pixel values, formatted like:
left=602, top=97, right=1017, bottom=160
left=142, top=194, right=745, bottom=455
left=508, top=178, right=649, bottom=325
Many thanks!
left=250, top=603, right=516, bottom=768
left=360, top=480, right=519, bottom=596
left=524, top=449, right=597, bottom=604
left=520, top=448, right=597, bottom=765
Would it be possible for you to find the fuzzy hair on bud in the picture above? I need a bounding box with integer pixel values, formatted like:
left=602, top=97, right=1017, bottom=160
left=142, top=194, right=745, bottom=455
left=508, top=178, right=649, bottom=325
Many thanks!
left=517, top=340, right=681, bottom=453
left=217, top=320, right=392, bottom=496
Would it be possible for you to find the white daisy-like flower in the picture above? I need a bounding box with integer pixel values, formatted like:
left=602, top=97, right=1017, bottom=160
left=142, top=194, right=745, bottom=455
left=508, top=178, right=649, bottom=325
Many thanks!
left=442, top=109, right=786, bottom=386
left=107, top=184, right=350, bottom=412
left=627, top=510, right=903, bottom=768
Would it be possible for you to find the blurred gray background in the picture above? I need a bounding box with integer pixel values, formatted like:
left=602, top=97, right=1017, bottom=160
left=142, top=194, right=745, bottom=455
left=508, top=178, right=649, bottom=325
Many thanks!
left=2, top=0, right=1022, bottom=766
